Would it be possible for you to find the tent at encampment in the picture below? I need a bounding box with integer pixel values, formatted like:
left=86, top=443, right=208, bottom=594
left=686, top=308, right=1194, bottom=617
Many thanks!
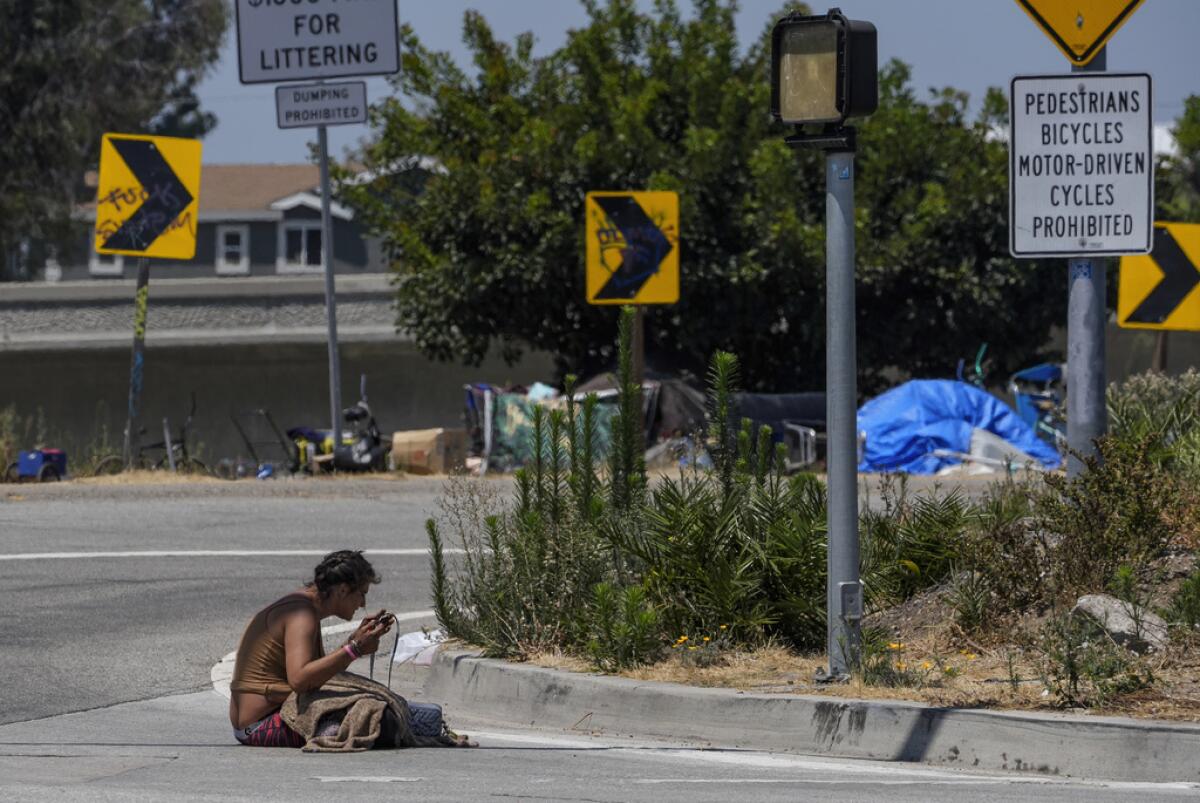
left=857, top=379, right=1061, bottom=474
left=574, top=373, right=708, bottom=441
left=463, top=373, right=708, bottom=473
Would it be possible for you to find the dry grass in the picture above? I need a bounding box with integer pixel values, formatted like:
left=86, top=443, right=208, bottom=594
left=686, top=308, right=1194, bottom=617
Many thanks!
left=73, top=470, right=221, bottom=485
left=529, top=636, right=1200, bottom=721
left=58, top=469, right=417, bottom=486
left=522, top=600, right=1200, bottom=722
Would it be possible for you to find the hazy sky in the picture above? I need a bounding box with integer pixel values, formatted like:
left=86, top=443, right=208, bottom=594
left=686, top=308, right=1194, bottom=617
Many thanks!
left=197, top=0, right=1199, bottom=165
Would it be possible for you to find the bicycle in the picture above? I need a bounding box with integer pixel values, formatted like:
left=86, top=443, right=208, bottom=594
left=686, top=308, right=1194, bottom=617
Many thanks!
left=93, top=393, right=209, bottom=476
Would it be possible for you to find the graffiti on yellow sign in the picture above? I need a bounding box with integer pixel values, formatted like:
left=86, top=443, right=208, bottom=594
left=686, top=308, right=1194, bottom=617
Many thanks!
left=585, top=191, right=679, bottom=305
left=94, top=133, right=202, bottom=260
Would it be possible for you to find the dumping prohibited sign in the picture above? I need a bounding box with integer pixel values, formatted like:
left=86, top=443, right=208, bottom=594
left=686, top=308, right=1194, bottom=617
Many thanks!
left=1009, top=73, right=1153, bottom=258
left=276, top=81, right=367, bottom=129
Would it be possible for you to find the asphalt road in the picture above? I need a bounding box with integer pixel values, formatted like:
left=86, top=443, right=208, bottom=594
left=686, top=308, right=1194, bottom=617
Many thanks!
left=0, top=475, right=1194, bottom=800
left=0, top=477, right=464, bottom=724
left=0, top=471, right=1012, bottom=725
left=0, top=692, right=1193, bottom=802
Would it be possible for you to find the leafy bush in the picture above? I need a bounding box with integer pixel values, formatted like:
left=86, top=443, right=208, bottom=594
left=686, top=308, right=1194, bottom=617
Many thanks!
left=1036, top=612, right=1151, bottom=707
left=857, top=630, right=939, bottom=689
left=1166, top=571, right=1200, bottom=631
left=859, top=477, right=973, bottom=604
left=955, top=478, right=1045, bottom=623
left=582, top=583, right=661, bottom=672
left=1037, top=436, right=1183, bottom=598
left=946, top=568, right=991, bottom=633
left=428, top=307, right=977, bottom=668
left=427, top=402, right=612, bottom=659
left=0, top=405, right=19, bottom=476
left=1108, top=369, right=1200, bottom=474
left=0, top=401, right=121, bottom=479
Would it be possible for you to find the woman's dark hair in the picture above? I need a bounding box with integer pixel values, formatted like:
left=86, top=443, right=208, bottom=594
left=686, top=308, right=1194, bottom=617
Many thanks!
left=308, top=550, right=381, bottom=597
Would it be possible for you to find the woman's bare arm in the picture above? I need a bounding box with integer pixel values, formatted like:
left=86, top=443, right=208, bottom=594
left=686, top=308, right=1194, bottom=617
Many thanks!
left=282, top=610, right=353, bottom=693
left=282, top=610, right=392, bottom=693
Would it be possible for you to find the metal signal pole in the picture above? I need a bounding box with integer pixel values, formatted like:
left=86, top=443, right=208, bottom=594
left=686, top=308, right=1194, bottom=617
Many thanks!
left=824, top=149, right=863, bottom=677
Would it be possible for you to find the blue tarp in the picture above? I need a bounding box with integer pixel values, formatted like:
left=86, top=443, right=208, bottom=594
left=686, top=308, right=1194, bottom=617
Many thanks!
left=857, top=380, right=1062, bottom=474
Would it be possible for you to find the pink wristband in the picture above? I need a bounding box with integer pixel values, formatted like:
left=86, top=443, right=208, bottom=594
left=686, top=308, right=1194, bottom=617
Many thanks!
left=343, top=643, right=359, bottom=660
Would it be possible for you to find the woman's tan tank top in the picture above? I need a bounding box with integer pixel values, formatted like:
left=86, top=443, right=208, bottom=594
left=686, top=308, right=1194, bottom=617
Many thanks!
left=229, top=592, right=325, bottom=699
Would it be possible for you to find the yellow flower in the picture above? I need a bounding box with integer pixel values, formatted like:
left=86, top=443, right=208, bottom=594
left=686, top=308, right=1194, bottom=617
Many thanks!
left=921, top=661, right=932, bottom=670
left=687, top=646, right=697, bottom=651
left=678, top=635, right=689, bottom=643
left=887, top=642, right=904, bottom=651
left=719, top=625, right=728, bottom=630
left=966, top=653, right=978, bottom=660
left=896, top=661, right=907, bottom=671
left=702, top=636, right=711, bottom=642
left=944, top=666, right=955, bottom=674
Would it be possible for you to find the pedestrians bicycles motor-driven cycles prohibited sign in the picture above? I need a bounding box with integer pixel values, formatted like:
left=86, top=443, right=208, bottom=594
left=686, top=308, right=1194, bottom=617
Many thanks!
left=585, top=192, right=679, bottom=305
left=235, top=0, right=400, bottom=84
left=1119, top=223, right=1200, bottom=330
left=1015, top=0, right=1144, bottom=66
left=276, top=81, right=367, bottom=129
left=94, top=134, right=202, bottom=260
left=1009, top=73, right=1152, bottom=258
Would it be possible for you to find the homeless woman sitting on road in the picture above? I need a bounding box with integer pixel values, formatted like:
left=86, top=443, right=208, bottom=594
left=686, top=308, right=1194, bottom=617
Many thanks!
left=229, top=549, right=473, bottom=750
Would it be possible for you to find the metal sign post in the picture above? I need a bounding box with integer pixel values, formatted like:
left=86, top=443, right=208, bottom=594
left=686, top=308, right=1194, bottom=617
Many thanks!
left=122, top=258, right=151, bottom=467
left=94, top=133, right=202, bottom=470
left=235, top=0, right=399, bottom=456
left=1066, top=47, right=1109, bottom=477
left=1009, top=64, right=1152, bottom=476
left=1012, top=0, right=1151, bottom=476
left=584, top=191, right=681, bottom=449
left=317, top=122, right=343, bottom=453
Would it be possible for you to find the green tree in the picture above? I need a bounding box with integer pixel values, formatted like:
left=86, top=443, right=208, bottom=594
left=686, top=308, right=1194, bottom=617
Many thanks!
left=0, top=0, right=228, bottom=279
left=1156, top=95, right=1200, bottom=223
left=344, top=0, right=1063, bottom=393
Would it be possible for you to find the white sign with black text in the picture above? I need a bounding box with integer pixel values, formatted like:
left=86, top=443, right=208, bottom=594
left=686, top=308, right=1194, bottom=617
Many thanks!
left=235, top=0, right=399, bottom=84
left=1009, top=73, right=1153, bottom=257
left=276, top=81, right=367, bottom=129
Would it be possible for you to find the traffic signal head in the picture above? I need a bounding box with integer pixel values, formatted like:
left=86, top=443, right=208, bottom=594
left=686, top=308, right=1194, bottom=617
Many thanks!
left=771, top=8, right=878, bottom=126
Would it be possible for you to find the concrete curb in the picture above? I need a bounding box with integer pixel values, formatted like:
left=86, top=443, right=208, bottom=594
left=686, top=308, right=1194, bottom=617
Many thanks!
left=425, top=650, right=1200, bottom=784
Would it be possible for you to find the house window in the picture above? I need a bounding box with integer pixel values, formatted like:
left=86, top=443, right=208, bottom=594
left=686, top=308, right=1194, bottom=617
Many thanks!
left=216, top=224, right=250, bottom=275
left=88, top=242, right=124, bottom=277
left=277, top=221, right=324, bottom=273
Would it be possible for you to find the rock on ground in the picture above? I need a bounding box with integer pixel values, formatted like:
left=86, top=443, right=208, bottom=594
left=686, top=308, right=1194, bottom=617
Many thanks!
left=1072, top=593, right=1169, bottom=653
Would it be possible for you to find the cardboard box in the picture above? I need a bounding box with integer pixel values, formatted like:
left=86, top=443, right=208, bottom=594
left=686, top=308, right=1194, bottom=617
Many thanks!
left=391, top=428, right=467, bottom=475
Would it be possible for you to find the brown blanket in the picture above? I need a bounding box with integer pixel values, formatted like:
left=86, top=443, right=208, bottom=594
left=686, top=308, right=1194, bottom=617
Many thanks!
left=280, top=671, right=455, bottom=752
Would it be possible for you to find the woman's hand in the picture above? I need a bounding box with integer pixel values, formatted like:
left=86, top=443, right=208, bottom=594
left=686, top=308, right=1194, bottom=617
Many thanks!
left=348, top=610, right=394, bottom=655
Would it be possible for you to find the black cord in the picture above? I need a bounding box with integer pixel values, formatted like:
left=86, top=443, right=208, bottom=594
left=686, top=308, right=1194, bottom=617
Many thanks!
left=388, top=627, right=399, bottom=690
left=368, top=623, right=402, bottom=691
